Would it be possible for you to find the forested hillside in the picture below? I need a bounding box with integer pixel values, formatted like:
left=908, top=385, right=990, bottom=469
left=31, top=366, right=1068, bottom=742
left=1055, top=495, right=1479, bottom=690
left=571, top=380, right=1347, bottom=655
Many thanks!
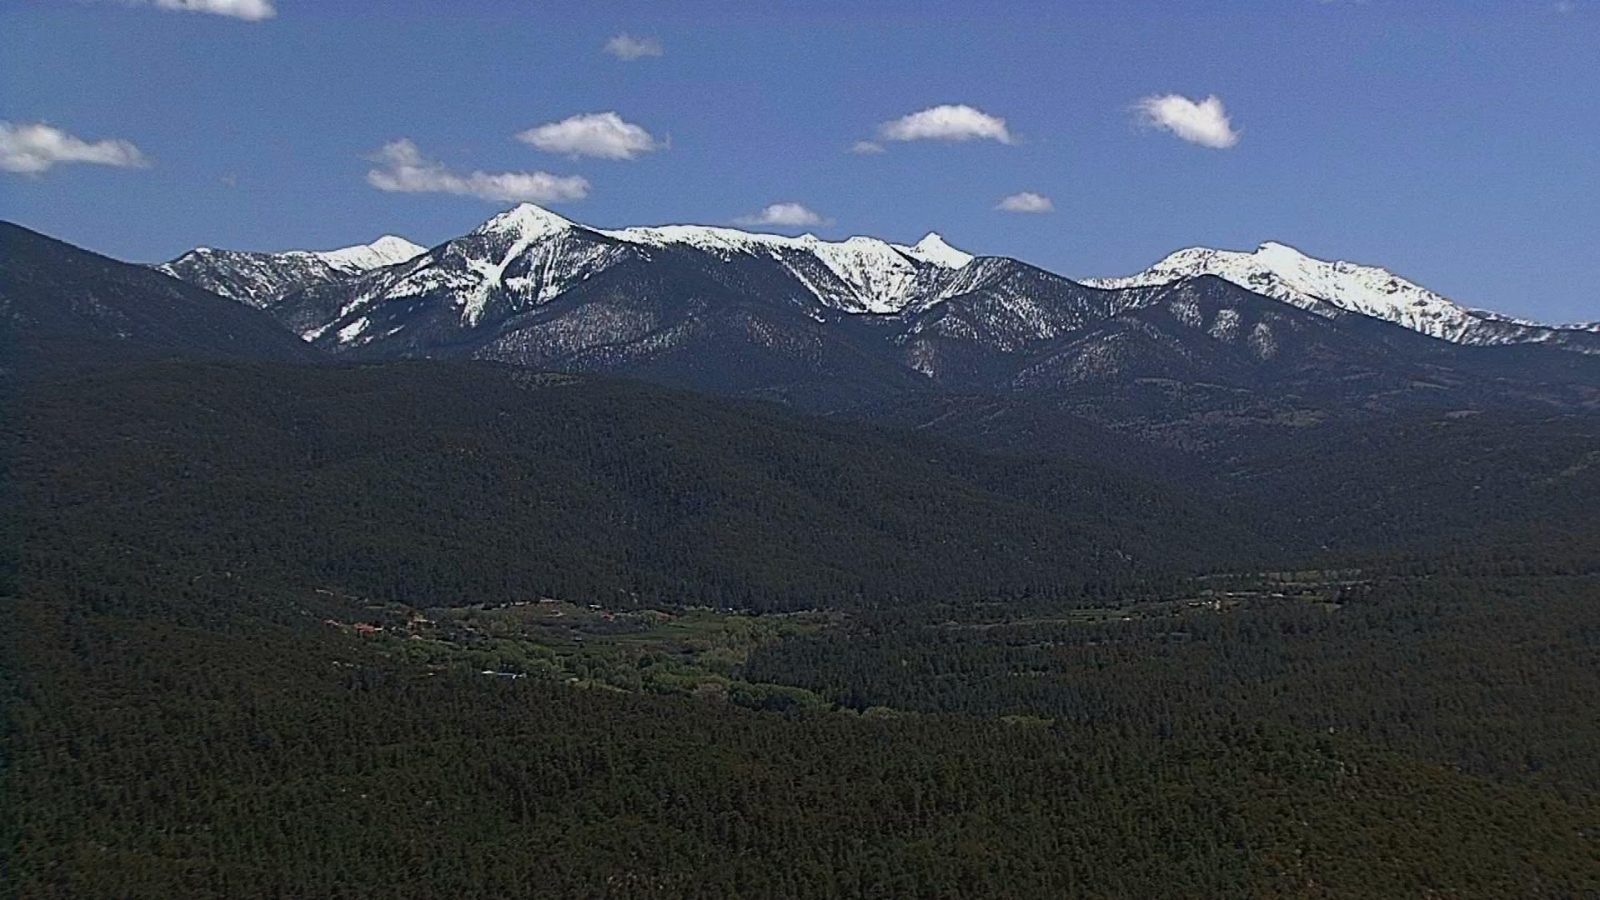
left=9, top=360, right=1258, bottom=614
left=7, top=587, right=1598, bottom=899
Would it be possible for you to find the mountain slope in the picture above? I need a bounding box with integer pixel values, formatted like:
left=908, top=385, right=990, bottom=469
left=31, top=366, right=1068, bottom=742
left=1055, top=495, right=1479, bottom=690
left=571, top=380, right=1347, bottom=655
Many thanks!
left=1088, top=241, right=1600, bottom=353
left=894, top=260, right=1144, bottom=386
left=0, top=221, right=320, bottom=374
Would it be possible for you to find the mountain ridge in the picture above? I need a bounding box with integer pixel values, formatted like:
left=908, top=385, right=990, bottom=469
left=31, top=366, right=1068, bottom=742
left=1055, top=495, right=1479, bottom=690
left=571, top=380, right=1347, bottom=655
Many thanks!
left=10, top=212, right=1597, bottom=428
left=156, top=233, right=426, bottom=309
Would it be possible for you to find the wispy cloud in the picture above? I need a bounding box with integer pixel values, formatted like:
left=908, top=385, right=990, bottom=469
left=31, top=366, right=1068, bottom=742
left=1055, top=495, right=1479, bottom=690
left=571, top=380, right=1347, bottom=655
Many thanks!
left=0, top=121, right=150, bottom=174
left=1134, top=94, right=1240, bottom=149
left=604, top=34, right=663, bottom=60
left=734, top=202, right=829, bottom=227
left=878, top=104, right=1014, bottom=145
left=365, top=139, right=589, bottom=204
left=516, top=112, right=663, bottom=161
left=849, top=140, right=885, bottom=155
left=995, top=191, right=1054, bottom=213
left=145, top=0, right=276, bottom=21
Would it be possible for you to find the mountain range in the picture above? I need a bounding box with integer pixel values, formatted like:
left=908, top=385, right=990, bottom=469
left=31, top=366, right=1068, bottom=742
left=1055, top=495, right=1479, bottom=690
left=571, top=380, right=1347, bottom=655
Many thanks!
left=5, top=207, right=1599, bottom=430
left=156, top=203, right=1600, bottom=354
left=138, top=204, right=1600, bottom=422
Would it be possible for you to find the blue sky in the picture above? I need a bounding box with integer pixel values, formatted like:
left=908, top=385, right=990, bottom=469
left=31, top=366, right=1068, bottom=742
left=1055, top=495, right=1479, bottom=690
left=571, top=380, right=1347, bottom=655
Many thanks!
left=2, top=0, right=1596, bottom=321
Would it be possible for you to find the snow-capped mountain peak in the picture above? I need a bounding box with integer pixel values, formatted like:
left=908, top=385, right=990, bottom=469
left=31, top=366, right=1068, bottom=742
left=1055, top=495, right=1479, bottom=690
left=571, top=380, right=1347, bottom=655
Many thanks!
left=897, top=232, right=974, bottom=269
left=472, top=203, right=575, bottom=241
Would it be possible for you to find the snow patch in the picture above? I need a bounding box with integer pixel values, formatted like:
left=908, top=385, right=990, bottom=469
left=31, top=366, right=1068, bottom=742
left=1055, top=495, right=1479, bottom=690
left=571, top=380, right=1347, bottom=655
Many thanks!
left=1209, top=308, right=1241, bottom=342
left=336, top=316, right=370, bottom=344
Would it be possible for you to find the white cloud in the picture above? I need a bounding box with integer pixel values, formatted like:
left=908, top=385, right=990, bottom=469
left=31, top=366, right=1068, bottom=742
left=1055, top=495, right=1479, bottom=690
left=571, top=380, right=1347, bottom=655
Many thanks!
left=734, top=202, right=829, bottom=227
left=0, top=121, right=150, bottom=174
left=516, top=112, right=662, bottom=160
left=149, top=0, right=276, bottom=20
left=1135, top=94, right=1240, bottom=149
left=878, top=104, right=1014, bottom=144
left=996, top=191, right=1054, bottom=213
left=849, top=140, right=885, bottom=155
left=364, top=139, right=589, bottom=204
left=604, top=34, right=663, bottom=60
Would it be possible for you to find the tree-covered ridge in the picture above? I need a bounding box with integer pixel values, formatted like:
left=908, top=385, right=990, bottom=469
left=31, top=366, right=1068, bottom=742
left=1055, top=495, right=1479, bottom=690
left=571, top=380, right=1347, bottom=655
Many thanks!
left=11, top=360, right=1259, bottom=615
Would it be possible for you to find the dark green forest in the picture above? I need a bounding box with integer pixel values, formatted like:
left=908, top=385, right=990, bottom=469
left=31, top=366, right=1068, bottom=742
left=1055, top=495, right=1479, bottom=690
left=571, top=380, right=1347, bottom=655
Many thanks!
left=4, top=359, right=1600, bottom=898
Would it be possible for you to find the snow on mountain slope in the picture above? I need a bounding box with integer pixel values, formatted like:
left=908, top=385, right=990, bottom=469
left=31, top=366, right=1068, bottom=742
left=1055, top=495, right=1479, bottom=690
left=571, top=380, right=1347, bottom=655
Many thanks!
left=277, top=204, right=982, bottom=323
left=1087, top=242, right=1599, bottom=352
left=603, top=220, right=972, bottom=314
left=156, top=234, right=425, bottom=308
